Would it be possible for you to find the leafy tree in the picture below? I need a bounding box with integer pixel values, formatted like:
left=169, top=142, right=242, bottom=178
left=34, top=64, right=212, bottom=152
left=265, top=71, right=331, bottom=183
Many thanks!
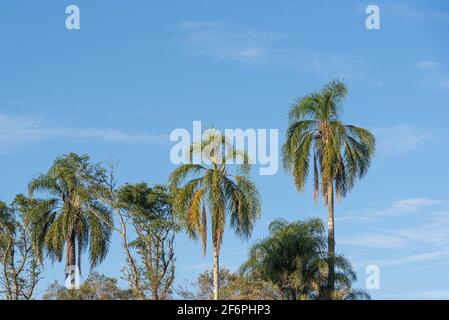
left=0, top=200, right=41, bottom=300
left=282, top=80, right=375, bottom=294
left=240, top=218, right=370, bottom=300
left=178, top=267, right=280, bottom=300
left=89, top=162, right=178, bottom=300
left=170, top=132, right=261, bottom=300
left=43, top=272, right=133, bottom=300
left=87, top=163, right=145, bottom=299
left=117, top=183, right=177, bottom=300
left=23, top=153, right=113, bottom=280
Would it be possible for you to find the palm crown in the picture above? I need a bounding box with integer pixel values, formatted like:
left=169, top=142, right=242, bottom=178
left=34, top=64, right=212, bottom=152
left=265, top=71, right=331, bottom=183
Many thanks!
left=282, top=80, right=375, bottom=201
left=21, top=153, right=112, bottom=274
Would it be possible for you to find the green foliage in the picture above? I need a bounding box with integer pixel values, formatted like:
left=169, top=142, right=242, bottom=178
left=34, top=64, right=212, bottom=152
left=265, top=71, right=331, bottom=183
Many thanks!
left=240, top=218, right=370, bottom=300
left=21, top=153, right=113, bottom=273
left=0, top=200, right=41, bottom=300
left=117, top=183, right=178, bottom=300
left=43, top=272, right=133, bottom=300
left=282, top=80, right=375, bottom=201
left=169, top=132, right=261, bottom=253
left=177, top=267, right=280, bottom=300
left=118, top=183, right=174, bottom=223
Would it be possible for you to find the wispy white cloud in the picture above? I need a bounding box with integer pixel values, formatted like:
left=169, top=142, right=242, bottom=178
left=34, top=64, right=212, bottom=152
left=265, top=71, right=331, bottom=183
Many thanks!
left=376, top=249, right=449, bottom=268
left=339, top=233, right=407, bottom=249
left=0, top=113, right=167, bottom=151
left=416, top=60, right=441, bottom=70
left=340, top=198, right=449, bottom=268
left=416, top=60, right=449, bottom=92
left=338, top=197, right=448, bottom=222
left=385, top=2, right=449, bottom=22
left=339, top=204, right=449, bottom=250
left=391, top=219, right=449, bottom=247
left=340, top=219, right=449, bottom=250
left=179, top=21, right=281, bottom=63
left=389, top=198, right=448, bottom=213
left=274, top=47, right=371, bottom=81
left=178, top=21, right=376, bottom=81
left=374, top=126, right=438, bottom=155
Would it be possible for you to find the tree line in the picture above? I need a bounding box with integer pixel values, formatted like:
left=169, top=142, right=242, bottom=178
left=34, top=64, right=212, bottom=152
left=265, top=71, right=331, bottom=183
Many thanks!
left=0, top=80, right=375, bottom=300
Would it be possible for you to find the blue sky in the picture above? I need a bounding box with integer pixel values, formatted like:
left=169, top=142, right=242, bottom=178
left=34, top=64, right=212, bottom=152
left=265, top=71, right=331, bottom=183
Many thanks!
left=0, top=0, right=448, bottom=299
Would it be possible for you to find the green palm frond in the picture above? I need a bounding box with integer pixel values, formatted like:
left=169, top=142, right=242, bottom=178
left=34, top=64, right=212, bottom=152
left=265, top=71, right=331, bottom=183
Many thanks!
left=24, top=153, right=113, bottom=274
left=282, top=80, right=376, bottom=201
left=169, top=164, right=205, bottom=190
left=170, top=131, right=261, bottom=255
left=240, top=218, right=366, bottom=300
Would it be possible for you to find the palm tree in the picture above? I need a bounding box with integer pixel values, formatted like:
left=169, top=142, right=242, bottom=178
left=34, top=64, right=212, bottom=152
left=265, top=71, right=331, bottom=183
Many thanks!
left=22, top=153, right=113, bottom=281
left=282, top=80, right=375, bottom=296
left=169, top=131, right=261, bottom=300
left=240, top=218, right=370, bottom=300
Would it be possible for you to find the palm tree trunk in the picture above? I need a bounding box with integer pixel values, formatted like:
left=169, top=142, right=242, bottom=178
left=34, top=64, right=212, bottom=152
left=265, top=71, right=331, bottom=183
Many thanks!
left=213, top=245, right=220, bottom=300
left=65, top=232, right=76, bottom=284
left=327, top=182, right=335, bottom=298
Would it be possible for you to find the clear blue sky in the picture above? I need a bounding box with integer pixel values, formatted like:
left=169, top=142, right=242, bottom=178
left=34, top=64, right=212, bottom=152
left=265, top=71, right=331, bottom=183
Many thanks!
left=1, top=0, right=448, bottom=299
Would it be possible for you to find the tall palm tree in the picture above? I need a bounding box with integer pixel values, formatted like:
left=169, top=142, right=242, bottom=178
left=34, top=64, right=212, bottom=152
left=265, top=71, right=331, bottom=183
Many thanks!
left=22, top=153, right=112, bottom=281
left=169, top=132, right=261, bottom=300
left=282, top=80, right=375, bottom=296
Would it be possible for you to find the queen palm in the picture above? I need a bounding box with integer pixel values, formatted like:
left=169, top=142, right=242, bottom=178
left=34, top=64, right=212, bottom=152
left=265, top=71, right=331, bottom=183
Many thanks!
left=169, top=131, right=261, bottom=300
left=282, top=80, right=375, bottom=296
left=24, top=153, right=112, bottom=280
left=240, top=218, right=370, bottom=300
